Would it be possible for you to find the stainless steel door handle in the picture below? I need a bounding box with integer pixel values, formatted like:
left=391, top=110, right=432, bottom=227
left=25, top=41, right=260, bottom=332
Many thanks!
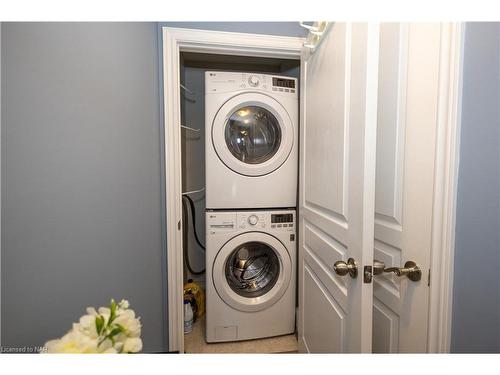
left=373, top=260, right=422, bottom=282
left=333, top=258, right=358, bottom=278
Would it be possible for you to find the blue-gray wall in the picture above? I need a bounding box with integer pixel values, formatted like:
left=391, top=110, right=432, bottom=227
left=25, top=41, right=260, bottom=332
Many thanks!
left=451, top=22, right=500, bottom=353
left=159, top=22, right=307, bottom=37
left=1, top=22, right=305, bottom=352
left=1, top=22, right=166, bottom=352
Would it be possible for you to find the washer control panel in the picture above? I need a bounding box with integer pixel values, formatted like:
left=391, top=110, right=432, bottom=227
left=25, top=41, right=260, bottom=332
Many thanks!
left=207, top=210, right=295, bottom=234
left=205, top=71, right=298, bottom=98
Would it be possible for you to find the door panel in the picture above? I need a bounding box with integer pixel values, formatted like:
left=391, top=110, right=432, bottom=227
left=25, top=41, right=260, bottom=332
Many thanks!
left=303, top=234, right=348, bottom=309
left=375, top=23, right=407, bottom=225
left=304, top=222, right=348, bottom=293
left=303, top=23, right=349, bottom=218
left=373, top=23, right=441, bottom=353
left=303, top=265, right=345, bottom=353
left=373, top=298, right=400, bottom=353
left=298, top=22, right=379, bottom=353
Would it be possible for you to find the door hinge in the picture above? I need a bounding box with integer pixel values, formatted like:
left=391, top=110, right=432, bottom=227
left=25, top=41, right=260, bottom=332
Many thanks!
left=178, top=220, right=181, bottom=230
left=428, top=268, right=431, bottom=287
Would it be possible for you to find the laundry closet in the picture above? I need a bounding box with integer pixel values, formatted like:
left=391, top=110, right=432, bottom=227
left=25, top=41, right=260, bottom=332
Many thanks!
left=179, top=51, right=301, bottom=352
left=167, top=23, right=460, bottom=355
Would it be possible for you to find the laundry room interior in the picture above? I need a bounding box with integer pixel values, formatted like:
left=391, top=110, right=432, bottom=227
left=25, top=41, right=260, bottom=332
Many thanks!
left=2, top=18, right=500, bottom=359
left=161, top=22, right=500, bottom=354
left=179, top=51, right=301, bottom=352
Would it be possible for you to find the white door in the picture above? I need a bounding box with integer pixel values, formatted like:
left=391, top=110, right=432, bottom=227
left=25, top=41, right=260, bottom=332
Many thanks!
left=372, top=23, right=442, bottom=353
left=298, top=22, right=380, bottom=353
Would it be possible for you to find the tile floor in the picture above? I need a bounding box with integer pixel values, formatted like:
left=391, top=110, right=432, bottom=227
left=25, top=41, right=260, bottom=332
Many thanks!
left=184, top=316, right=298, bottom=353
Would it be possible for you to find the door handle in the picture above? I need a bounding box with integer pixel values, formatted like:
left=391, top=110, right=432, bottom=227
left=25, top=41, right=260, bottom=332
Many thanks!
left=333, top=258, right=358, bottom=278
left=372, top=259, right=422, bottom=282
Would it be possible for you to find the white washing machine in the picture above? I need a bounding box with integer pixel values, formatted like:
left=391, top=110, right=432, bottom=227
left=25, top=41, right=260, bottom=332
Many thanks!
left=205, top=71, right=298, bottom=209
left=205, top=209, right=296, bottom=342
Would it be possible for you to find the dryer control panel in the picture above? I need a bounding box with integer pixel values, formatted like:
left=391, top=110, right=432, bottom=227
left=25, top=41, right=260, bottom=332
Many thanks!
left=207, top=210, right=295, bottom=235
left=205, top=71, right=298, bottom=98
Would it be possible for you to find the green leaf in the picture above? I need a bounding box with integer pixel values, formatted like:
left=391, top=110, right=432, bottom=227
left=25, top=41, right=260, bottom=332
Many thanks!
left=98, top=336, right=109, bottom=347
left=106, top=327, right=123, bottom=342
left=95, top=315, right=104, bottom=335
left=108, top=299, right=117, bottom=325
left=98, top=327, right=121, bottom=347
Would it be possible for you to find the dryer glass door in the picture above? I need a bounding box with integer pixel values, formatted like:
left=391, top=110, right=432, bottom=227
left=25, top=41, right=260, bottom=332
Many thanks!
left=212, top=93, right=294, bottom=177
left=225, top=106, right=282, bottom=165
left=225, top=241, right=280, bottom=298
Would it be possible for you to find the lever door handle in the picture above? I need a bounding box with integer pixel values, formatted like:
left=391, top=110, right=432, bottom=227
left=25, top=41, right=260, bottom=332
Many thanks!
left=333, top=258, right=358, bottom=278
left=373, top=260, right=422, bottom=282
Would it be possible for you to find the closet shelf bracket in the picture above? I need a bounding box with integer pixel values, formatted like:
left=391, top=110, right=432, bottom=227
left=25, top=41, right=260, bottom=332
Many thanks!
left=182, top=187, right=205, bottom=196
left=180, top=84, right=195, bottom=95
left=181, top=125, right=200, bottom=133
left=299, top=21, right=324, bottom=36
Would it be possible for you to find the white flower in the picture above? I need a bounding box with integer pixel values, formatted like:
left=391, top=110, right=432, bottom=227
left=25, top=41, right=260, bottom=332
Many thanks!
left=123, top=337, right=143, bottom=353
left=118, top=300, right=130, bottom=310
left=78, top=314, right=98, bottom=338
left=102, top=347, right=118, bottom=354
left=86, top=307, right=98, bottom=316
left=98, top=337, right=114, bottom=352
left=114, top=310, right=141, bottom=338
left=43, top=299, right=143, bottom=354
left=113, top=341, right=125, bottom=353
left=44, top=329, right=99, bottom=353
left=98, top=307, right=110, bottom=315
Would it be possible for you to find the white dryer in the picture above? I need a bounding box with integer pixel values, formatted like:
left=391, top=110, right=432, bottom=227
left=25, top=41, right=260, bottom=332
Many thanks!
left=205, top=71, right=298, bottom=209
left=205, top=209, right=296, bottom=342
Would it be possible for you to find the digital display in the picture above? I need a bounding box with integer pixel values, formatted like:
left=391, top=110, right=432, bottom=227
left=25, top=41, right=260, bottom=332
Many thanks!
left=271, top=214, right=294, bottom=223
left=272, top=77, right=295, bottom=89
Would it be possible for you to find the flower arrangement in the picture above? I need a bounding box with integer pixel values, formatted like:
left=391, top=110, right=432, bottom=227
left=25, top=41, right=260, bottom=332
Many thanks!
left=43, top=299, right=142, bottom=353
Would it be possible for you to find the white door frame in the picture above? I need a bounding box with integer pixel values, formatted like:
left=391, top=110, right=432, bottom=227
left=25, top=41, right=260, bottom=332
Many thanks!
left=162, top=24, right=464, bottom=354
left=162, top=27, right=304, bottom=353
left=427, top=22, right=465, bottom=353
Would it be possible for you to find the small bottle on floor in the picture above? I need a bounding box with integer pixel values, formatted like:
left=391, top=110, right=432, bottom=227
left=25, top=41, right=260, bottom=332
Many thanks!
left=184, top=300, right=194, bottom=334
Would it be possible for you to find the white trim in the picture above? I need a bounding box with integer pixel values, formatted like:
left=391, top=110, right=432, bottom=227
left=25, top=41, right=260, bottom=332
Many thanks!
left=163, top=27, right=183, bottom=353
left=427, top=22, right=465, bottom=353
left=162, top=27, right=304, bottom=353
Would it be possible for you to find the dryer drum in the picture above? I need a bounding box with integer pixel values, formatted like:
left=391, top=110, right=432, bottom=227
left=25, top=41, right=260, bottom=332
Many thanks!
left=224, top=106, right=282, bottom=165
left=225, top=241, right=280, bottom=298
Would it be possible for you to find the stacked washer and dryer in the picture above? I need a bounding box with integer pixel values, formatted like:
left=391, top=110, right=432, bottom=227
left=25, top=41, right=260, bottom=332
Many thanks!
left=205, top=71, right=299, bottom=342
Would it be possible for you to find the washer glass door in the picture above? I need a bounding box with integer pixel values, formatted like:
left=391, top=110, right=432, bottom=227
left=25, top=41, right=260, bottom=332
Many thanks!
left=212, top=232, right=292, bottom=312
left=225, top=241, right=280, bottom=298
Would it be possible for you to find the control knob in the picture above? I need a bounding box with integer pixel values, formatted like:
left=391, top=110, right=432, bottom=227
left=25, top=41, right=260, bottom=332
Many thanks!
left=248, top=215, right=259, bottom=225
left=248, top=75, right=260, bottom=87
